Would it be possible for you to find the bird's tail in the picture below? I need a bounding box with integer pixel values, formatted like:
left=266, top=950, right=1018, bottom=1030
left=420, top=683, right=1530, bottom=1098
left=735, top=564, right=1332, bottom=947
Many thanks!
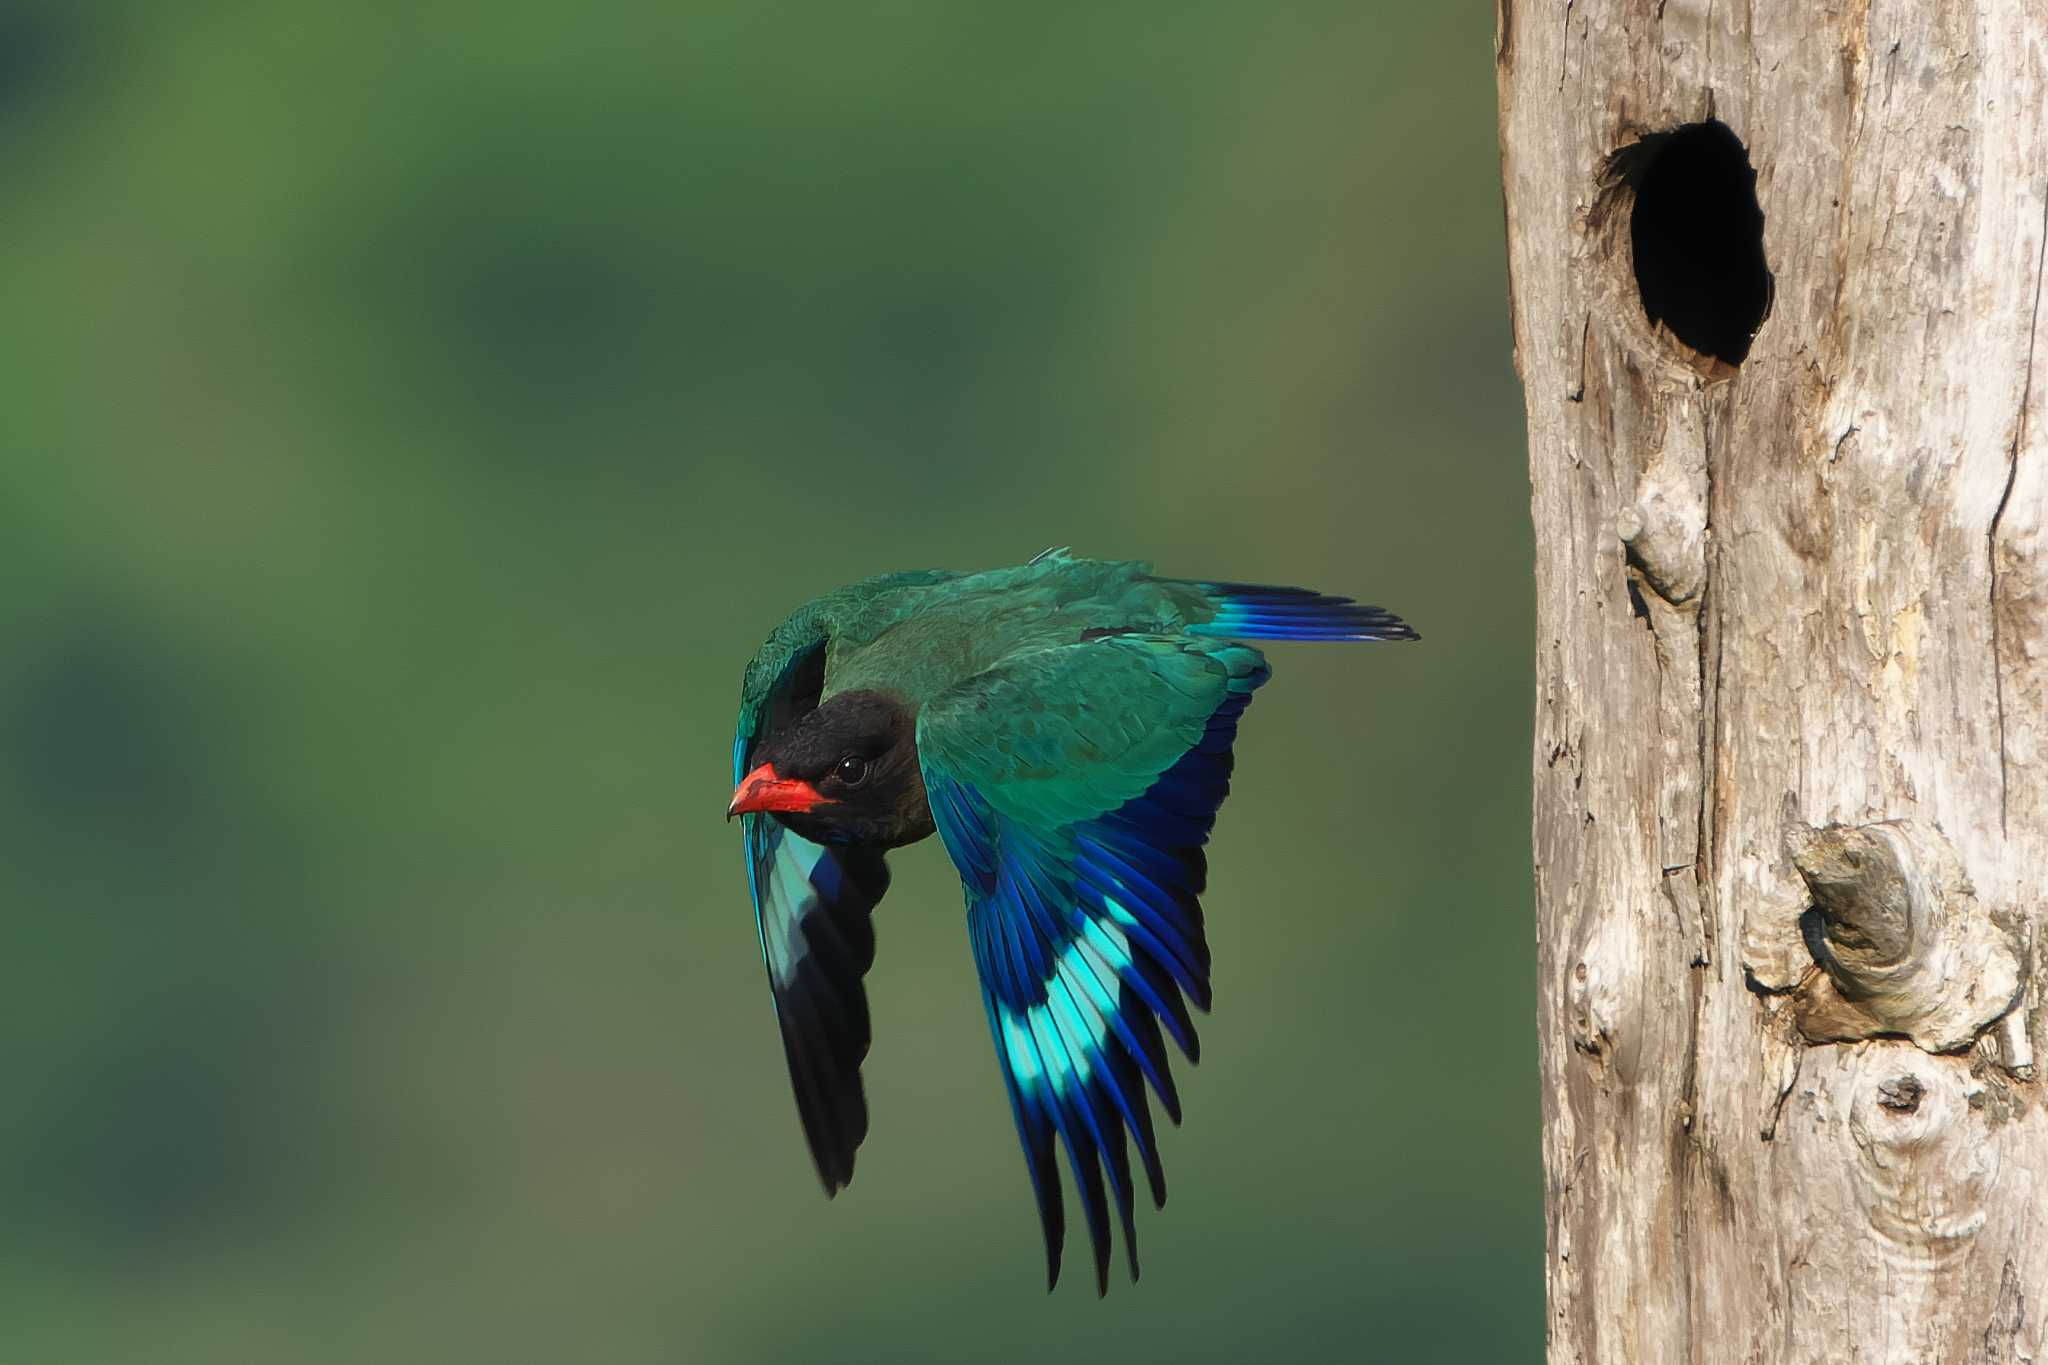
left=1174, top=580, right=1419, bottom=643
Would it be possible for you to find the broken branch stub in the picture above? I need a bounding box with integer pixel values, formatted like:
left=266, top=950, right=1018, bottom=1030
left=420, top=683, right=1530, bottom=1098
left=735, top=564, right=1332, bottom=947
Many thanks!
left=1785, top=821, right=2024, bottom=1053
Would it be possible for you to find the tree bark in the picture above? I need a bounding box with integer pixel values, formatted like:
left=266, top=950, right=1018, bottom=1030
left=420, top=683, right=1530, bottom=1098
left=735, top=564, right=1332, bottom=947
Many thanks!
left=1497, top=5, right=2048, bottom=1362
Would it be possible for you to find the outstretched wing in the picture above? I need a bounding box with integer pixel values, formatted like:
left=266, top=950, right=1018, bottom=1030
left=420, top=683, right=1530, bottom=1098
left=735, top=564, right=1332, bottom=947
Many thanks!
left=735, top=638, right=892, bottom=1194
left=738, top=814, right=890, bottom=1193
left=916, top=635, right=1272, bottom=1293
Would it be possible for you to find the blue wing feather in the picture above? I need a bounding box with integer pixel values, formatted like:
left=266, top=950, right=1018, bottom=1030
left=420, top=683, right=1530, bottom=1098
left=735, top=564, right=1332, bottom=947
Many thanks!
left=923, top=652, right=1267, bottom=1293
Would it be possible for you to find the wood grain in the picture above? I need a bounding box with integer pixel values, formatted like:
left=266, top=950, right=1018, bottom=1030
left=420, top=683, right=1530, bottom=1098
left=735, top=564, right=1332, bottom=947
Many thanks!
left=1498, top=3, right=2048, bottom=1360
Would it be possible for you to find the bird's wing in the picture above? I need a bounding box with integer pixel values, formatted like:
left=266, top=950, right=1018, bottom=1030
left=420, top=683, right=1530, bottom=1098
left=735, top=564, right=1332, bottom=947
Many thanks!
left=735, top=638, right=892, bottom=1195
left=914, top=635, right=1272, bottom=1293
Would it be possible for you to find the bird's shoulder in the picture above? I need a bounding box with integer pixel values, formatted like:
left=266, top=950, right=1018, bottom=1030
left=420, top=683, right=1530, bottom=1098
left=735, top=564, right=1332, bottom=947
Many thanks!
left=914, top=633, right=1263, bottom=828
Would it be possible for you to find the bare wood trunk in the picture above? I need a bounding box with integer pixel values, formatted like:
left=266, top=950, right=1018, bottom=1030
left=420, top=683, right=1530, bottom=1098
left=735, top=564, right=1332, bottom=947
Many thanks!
left=1497, top=4, right=2048, bottom=1361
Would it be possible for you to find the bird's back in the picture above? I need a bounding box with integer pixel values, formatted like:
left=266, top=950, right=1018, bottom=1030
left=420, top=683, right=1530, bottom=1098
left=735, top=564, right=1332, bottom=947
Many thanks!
left=821, top=552, right=1207, bottom=708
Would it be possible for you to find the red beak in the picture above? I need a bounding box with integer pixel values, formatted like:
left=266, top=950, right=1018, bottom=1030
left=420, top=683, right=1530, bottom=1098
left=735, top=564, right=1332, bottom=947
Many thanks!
left=728, top=763, right=830, bottom=819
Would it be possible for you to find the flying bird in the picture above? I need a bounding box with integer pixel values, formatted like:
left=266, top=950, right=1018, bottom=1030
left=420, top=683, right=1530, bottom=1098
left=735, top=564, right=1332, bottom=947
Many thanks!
left=728, top=550, right=1417, bottom=1293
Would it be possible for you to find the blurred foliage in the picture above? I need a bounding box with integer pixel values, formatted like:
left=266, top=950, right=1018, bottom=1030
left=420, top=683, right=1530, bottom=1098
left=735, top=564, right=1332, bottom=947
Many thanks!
left=2, top=1, right=1535, bottom=1360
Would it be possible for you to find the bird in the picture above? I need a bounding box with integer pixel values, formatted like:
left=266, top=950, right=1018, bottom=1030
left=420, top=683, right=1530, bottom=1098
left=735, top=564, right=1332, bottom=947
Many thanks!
left=727, top=549, right=1417, bottom=1294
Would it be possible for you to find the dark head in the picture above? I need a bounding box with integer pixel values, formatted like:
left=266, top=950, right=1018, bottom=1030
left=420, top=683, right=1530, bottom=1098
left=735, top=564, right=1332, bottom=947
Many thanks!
left=728, top=690, right=932, bottom=848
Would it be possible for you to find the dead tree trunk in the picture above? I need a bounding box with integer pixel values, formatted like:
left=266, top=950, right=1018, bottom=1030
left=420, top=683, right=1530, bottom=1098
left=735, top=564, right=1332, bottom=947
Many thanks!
left=1496, top=5, right=2047, bottom=1362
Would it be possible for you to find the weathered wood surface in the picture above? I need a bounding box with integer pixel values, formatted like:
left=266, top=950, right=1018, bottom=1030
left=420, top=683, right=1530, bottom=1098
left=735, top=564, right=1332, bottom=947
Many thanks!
left=1497, top=4, right=2048, bottom=1362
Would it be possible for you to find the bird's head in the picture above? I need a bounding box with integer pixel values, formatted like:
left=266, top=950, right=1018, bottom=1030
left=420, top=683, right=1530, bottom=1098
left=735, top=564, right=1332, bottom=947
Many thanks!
left=729, top=690, right=931, bottom=848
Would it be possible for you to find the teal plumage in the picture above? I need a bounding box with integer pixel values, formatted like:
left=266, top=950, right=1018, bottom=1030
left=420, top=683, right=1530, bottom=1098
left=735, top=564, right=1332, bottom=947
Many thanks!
left=729, top=550, right=1416, bottom=1292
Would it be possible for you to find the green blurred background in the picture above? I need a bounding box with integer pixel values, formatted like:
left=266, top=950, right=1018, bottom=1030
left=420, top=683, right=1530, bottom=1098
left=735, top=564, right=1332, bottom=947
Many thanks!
left=3, top=2, right=1533, bottom=1360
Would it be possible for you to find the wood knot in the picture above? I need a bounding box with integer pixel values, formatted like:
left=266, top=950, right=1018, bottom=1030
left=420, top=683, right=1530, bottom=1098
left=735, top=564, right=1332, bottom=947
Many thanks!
left=1876, top=1074, right=1925, bottom=1113
left=1845, top=1052, right=1998, bottom=1274
left=1619, top=462, right=1707, bottom=606
left=1748, top=820, right=2026, bottom=1054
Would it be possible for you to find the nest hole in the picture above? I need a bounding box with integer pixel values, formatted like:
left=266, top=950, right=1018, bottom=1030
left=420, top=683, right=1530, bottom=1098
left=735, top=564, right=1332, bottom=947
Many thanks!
left=1607, top=120, right=1774, bottom=369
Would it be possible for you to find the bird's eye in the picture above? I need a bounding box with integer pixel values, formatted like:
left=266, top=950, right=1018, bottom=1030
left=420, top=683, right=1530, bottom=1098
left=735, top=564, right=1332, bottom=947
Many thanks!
left=835, top=754, right=869, bottom=787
